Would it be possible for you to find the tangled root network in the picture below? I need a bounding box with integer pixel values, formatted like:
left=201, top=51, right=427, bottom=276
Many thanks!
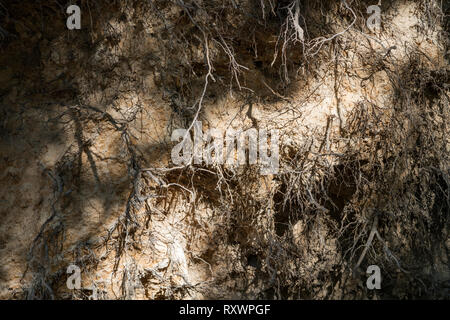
left=0, top=0, right=448, bottom=299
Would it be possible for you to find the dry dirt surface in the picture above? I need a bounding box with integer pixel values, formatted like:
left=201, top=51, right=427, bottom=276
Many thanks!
left=0, top=0, right=448, bottom=299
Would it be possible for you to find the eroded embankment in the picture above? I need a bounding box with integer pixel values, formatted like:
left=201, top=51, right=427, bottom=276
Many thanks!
left=0, top=0, right=448, bottom=299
